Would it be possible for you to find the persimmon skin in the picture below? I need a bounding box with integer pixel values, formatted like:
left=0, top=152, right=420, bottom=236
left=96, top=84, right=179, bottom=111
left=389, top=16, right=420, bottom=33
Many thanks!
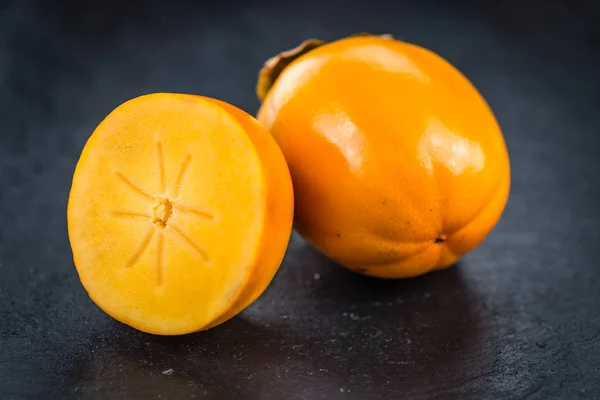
left=258, top=36, right=510, bottom=278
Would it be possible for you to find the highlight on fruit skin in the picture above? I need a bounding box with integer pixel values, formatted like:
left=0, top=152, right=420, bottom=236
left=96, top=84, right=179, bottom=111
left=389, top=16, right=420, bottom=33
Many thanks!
left=67, top=93, right=294, bottom=335
left=256, top=33, right=511, bottom=279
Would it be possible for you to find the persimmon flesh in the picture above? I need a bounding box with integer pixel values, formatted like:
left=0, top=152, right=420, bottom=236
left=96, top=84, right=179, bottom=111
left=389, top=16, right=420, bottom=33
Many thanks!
left=68, top=93, right=293, bottom=335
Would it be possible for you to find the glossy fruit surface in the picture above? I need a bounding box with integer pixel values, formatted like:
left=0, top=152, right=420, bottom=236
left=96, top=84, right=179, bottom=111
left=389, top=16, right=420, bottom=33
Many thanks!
left=68, top=93, right=293, bottom=334
left=257, top=35, right=510, bottom=278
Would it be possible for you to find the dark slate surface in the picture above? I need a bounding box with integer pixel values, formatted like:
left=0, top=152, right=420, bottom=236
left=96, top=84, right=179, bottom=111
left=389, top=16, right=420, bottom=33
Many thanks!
left=1, top=0, right=599, bottom=398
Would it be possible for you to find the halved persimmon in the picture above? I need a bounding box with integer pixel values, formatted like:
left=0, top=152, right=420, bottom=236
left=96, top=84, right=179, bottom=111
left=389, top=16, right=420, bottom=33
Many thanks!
left=67, top=93, right=293, bottom=335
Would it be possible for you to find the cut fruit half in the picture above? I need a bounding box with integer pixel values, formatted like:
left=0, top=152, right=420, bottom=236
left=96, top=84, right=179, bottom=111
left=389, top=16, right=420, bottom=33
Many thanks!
left=67, top=93, right=294, bottom=335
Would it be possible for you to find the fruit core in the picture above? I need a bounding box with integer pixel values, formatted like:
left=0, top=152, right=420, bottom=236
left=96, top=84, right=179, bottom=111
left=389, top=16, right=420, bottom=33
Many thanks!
left=153, top=198, right=173, bottom=228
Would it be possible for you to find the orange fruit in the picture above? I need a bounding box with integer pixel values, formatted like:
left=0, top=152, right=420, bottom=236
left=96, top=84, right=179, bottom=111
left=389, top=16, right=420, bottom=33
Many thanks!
left=257, top=34, right=510, bottom=278
left=67, top=93, right=293, bottom=335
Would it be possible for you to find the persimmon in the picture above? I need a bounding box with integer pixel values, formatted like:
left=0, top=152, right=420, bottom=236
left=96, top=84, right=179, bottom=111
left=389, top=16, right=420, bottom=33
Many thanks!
left=67, top=93, right=293, bottom=335
left=256, top=34, right=510, bottom=278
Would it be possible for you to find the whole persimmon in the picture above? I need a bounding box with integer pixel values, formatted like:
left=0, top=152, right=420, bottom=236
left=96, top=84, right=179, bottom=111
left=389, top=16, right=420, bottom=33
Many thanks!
left=256, top=34, right=510, bottom=278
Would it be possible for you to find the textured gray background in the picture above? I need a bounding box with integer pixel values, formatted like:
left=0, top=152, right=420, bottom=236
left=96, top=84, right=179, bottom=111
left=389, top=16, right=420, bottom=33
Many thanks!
left=1, top=0, right=599, bottom=398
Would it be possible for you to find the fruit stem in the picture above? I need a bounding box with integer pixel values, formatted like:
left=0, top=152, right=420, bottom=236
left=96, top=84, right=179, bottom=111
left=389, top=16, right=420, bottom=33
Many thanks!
left=255, top=39, right=325, bottom=102
left=255, top=33, right=396, bottom=102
